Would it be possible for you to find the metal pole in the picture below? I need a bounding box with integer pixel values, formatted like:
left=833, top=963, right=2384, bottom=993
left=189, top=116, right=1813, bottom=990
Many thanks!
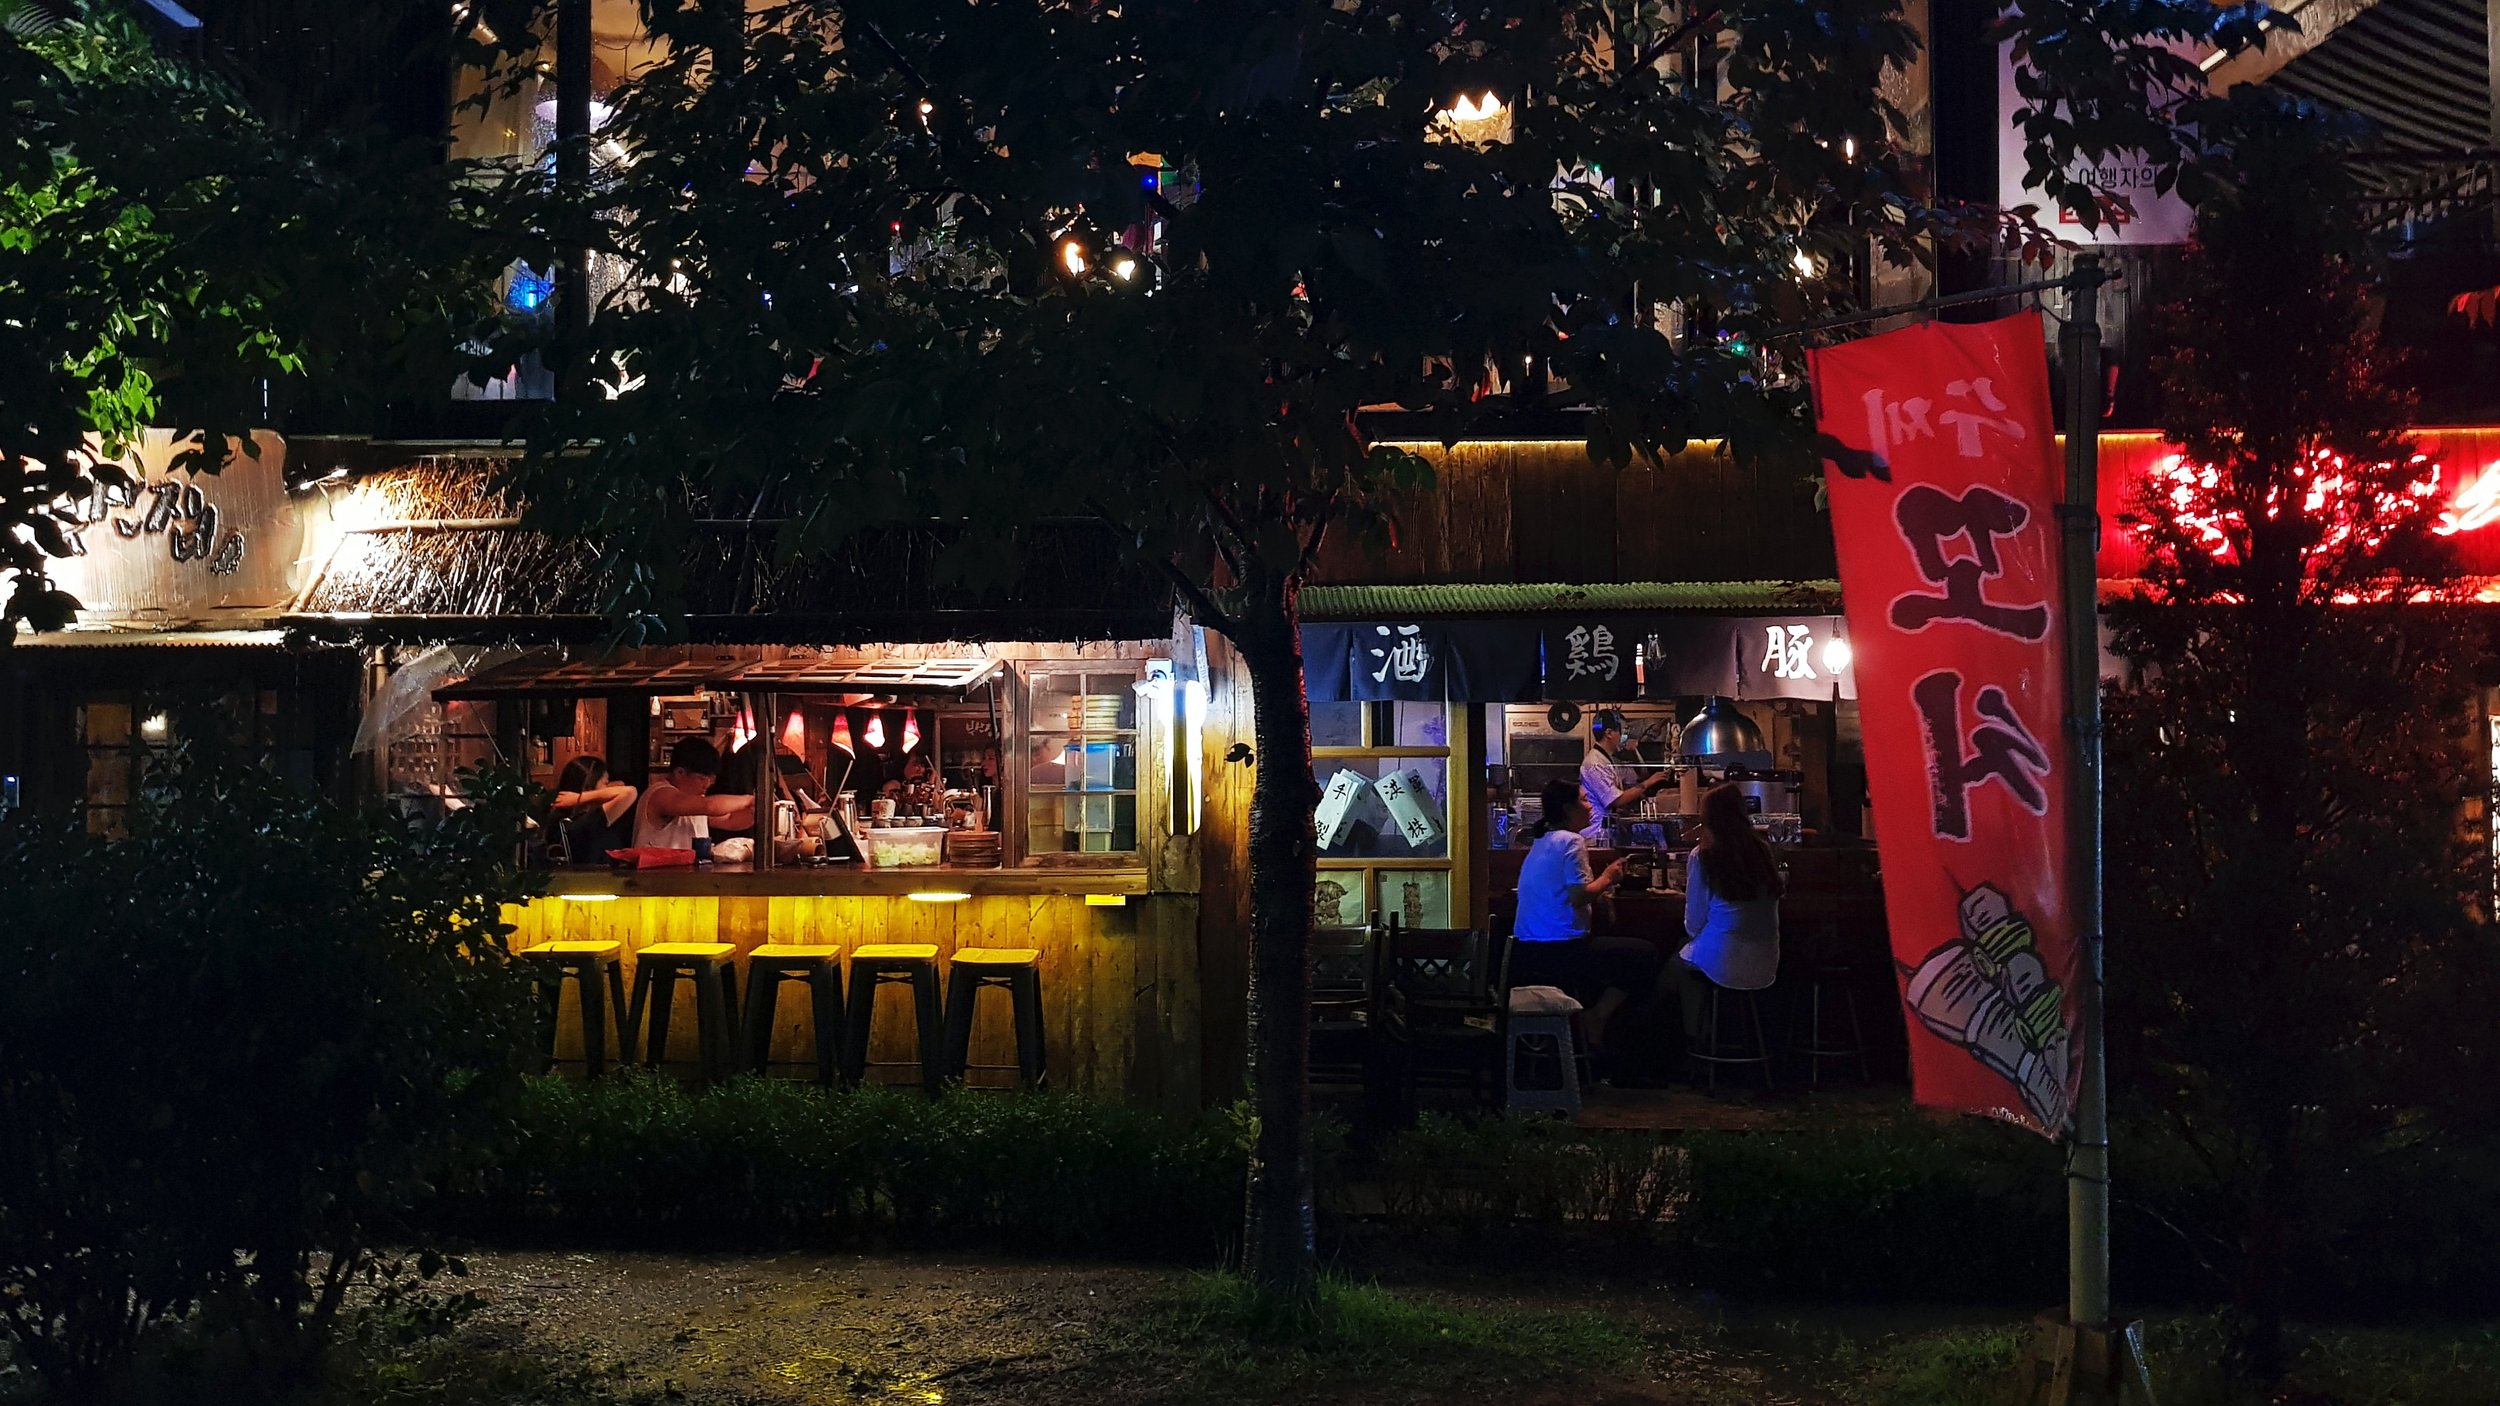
left=2058, top=253, right=2110, bottom=1331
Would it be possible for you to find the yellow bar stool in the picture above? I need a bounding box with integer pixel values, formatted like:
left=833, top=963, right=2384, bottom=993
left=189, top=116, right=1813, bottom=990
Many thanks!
left=741, top=944, right=846, bottom=1085
left=626, top=943, right=741, bottom=1083
left=843, top=944, right=943, bottom=1094
left=942, top=948, right=1046, bottom=1090
left=520, top=940, right=630, bottom=1079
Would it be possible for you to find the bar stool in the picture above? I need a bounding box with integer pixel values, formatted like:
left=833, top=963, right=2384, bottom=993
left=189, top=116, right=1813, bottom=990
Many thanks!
left=521, top=941, right=630, bottom=1079
left=1792, top=963, right=1871, bottom=1085
left=844, top=944, right=943, bottom=1094
left=1688, top=981, right=1776, bottom=1093
left=1503, top=984, right=1583, bottom=1118
left=627, top=943, right=740, bottom=1083
left=742, top=944, right=846, bottom=1085
left=941, top=948, right=1046, bottom=1090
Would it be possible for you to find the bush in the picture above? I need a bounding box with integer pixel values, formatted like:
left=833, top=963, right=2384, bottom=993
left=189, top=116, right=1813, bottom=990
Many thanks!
left=0, top=751, right=538, bottom=1399
left=439, top=1073, right=1247, bottom=1258
left=1372, top=1113, right=1681, bottom=1234
left=1674, top=1116, right=2065, bottom=1301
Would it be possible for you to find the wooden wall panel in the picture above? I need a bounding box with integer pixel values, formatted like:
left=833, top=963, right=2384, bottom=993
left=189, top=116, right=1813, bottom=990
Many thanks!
left=1319, top=440, right=1834, bottom=587
left=1193, top=635, right=1255, bottom=1103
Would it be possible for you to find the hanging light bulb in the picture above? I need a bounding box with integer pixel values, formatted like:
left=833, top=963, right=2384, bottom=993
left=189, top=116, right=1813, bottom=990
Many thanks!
left=1111, top=255, right=1138, bottom=281
left=1061, top=240, right=1088, bottom=276
left=1791, top=248, right=1817, bottom=278
left=863, top=711, right=886, bottom=750
left=828, top=712, right=856, bottom=754
left=902, top=707, right=922, bottom=752
left=780, top=709, right=807, bottom=754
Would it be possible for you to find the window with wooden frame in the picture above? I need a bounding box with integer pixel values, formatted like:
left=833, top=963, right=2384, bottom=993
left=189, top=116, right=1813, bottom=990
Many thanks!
left=1018, top=663, right=1148, bottom=865
left=1311, top=702, right=1469, bottom=929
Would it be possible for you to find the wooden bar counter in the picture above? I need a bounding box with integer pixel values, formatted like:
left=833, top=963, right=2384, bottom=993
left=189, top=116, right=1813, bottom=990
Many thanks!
left=506, top=869, right=1197, bottom=1110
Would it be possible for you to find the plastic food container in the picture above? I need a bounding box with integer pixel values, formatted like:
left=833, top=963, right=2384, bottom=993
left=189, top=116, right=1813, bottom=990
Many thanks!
left=860, top=825, right=947, bottom=868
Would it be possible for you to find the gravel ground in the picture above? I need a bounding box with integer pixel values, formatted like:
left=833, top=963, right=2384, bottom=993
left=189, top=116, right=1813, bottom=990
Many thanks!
left=444, top=1249, right=1844, bottom=1405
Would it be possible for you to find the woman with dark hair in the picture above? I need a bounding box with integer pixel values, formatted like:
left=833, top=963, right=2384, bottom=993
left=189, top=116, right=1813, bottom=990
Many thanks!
left=549, top=755, right=638, bottom=864
left=1677, top=782, right=1785, bottom=1032
left=1511, top=777, right=1662, bottom=1056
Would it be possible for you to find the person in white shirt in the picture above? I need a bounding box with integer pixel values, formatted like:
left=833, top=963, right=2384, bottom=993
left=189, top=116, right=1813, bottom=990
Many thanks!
left=1679, top=782, right=1785, bottom=1041
left=1579, top=711, right=1673, bottom=842
left=1512, top=778, right=1662, bottom=1055
left=633, top=738, right=757, bottom=850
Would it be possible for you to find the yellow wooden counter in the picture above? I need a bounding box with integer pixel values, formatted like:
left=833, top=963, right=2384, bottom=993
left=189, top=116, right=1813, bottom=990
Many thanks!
left=505, top=878, right=1200, bottom=1112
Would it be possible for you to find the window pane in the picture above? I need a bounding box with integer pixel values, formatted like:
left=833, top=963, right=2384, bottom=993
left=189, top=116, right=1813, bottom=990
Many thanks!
left=1310, top=702, right=1363, bottom=749
left=1376, top=869, right=1453, bottom=929
left=1027, top=735, right=1137, bottom=792
left=1032, top=673, right=1136, bottom=733
left=1313, top=757, right=1448, bottom=859
left=1314, top=873, right=1368, bottom=928
left=1389, top=703, right=1448, bottom=748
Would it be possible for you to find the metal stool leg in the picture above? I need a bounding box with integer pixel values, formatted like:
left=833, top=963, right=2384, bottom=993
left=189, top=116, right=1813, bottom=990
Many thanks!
left=1013, top=969, right=1046, bottom=1088
left=1748, top=990, right=1775, bottom=1090
left=914, top=966, right=945, bottom=1096
left=808, top=965, right=844, bottom=1087
left=842, top=970, right=877, bottom=1085
left=531, top=966, right=563, bottom=1074
left=940, top=967, right=979, bottom=1082
left=578, top=961, right=608, bottom=1081
left=694, top=963, right=729, bottom=1083
left=743, top=967, right=779, bottom=1073
left=642, top=968, right=677, bottom=1068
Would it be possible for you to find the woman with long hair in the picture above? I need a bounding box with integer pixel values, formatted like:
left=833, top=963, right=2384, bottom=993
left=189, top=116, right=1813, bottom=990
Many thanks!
left=1677, top=782, right=1785, bottom=1038
left=1511, top=777, right=1662, bottom=1058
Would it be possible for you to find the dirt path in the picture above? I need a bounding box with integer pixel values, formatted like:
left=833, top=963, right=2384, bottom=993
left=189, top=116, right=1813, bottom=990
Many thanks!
left=448, top=1250, right=1852, bottom=1405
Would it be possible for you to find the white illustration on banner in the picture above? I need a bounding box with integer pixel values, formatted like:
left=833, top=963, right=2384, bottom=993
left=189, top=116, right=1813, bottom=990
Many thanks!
left=1902, top=883, right=2073, bottom=1132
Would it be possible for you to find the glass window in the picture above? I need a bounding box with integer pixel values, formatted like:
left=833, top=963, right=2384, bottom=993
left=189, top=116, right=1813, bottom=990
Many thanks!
left=1309, top=702, right=1364, bottom=749
left=1024, top=668, right=1142, bottom=858
left=1315, top=756, right=1449, bottom=859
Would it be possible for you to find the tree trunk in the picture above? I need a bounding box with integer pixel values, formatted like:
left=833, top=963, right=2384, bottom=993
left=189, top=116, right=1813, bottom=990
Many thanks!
left=1232, top=568, right=1320, bottom=1312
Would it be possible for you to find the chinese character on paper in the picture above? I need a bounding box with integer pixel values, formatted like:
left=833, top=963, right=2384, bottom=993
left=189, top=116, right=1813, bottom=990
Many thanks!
left=1940, top=377, right=2028, bottom=459
left=1762, top=625, right=1817, bottom=681
left=1888, top=484, right=2051, bottom=641
left=1563, top=624, right=1621, bottom=682
left=1368, top=625, right=1431, bottom=685
left=1911, top=670, right=2051, bottom=841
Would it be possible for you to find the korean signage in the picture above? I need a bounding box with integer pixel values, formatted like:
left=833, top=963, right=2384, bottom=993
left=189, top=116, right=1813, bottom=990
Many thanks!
left=1997, top=40, right=2192, bottom=246
left=1809, top=311, right=2081, bottom=1137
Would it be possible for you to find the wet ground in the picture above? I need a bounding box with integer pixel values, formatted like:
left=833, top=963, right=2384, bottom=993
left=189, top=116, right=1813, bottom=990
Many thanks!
left=446, top=1249, right=1928, bottom=1405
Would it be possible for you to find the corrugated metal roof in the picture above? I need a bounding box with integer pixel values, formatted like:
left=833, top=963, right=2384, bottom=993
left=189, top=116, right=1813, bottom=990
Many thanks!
left=2267, top=0, right=2488, bottom=152
left=1299, top=581, right=1843, bottom=618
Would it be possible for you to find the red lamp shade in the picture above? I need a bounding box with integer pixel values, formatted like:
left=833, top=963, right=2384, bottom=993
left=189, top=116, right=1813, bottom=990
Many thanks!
left=780, top=710, right=807, bottom=754
left=828, top=712, right=855, bottom=754
left=863, top=711, right=886, bottom=750
left=902, top=707, right=921, bottom=753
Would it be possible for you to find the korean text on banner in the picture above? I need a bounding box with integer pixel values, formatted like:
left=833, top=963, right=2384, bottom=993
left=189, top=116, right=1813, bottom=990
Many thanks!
left=1808, top=311, right=2081, bottom=1137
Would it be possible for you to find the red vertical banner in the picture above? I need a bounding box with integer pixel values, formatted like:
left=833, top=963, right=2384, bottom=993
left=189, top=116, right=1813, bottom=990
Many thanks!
left=1809, top=312, right=2081, bottom=1137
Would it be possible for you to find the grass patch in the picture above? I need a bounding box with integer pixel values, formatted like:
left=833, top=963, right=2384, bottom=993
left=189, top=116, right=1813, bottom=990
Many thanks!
left=1113, top=1271, right=1645, bottom=1395
left=1827, top=1316, right=2500, bottom=1406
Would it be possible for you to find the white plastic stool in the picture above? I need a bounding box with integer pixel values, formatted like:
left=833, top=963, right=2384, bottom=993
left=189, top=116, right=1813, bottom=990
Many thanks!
left=1505, top=984, right=1584, bottom=1117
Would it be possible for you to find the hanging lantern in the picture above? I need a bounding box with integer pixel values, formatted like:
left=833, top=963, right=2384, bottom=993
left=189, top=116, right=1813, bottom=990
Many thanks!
left=863, top=711, right=886, bottom=750
left=902, top=707, right=921, bottom=753
left=780, top=710, right=807, bottom=754
left=731, top=704, right=757, bottom=752
left=828, top=712, right=856, bottom=754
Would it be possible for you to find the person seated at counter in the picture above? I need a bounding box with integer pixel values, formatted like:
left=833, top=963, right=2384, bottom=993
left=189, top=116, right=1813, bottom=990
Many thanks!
left=1677, top=782, right=1785, bottom=1035
left=550, top=756, right=637, bottom=862
left=633, top=738, right=756, bottom=849
left=1581, top=710, right=1674, bottom=841
left=1512, top=777, right=1663, bottom=1059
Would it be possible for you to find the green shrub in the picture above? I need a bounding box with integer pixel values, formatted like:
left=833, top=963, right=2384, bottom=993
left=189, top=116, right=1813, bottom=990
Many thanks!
left=1674, top=1117, right=2064, bottom=1300
left=1373, top=1114, right=1681, bottom=1234
left=441, top=1073, right=1245, bottom=1258
left=0, top=751, right=539, bottom=1399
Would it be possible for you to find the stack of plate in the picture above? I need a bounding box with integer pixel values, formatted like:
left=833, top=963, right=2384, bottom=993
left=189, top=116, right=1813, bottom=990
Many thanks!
left=1078, top=695, right=1126, bottom=731
left=945, top=831, right=1002, bottom=867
